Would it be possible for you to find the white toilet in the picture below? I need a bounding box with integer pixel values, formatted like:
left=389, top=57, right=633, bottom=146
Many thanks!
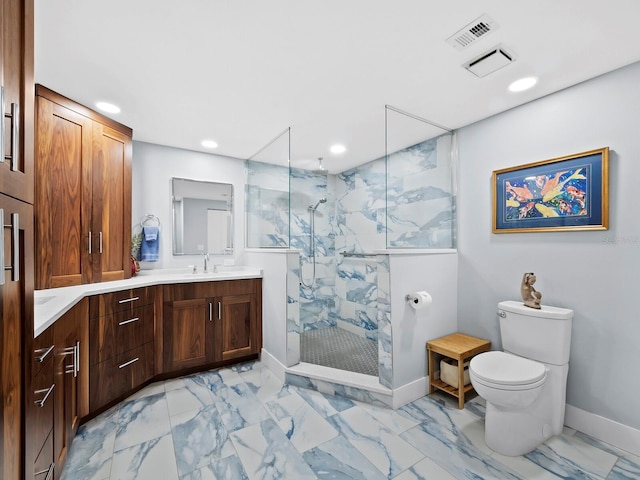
left=469, top=300, right=573, bottom=456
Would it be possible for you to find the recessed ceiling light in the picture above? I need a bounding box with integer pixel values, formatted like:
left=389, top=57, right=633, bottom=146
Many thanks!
left=508, top=77, right=537, bottom=93
left=201, top=140, right=218, bottom=149
left=330, top=144, right=346, bottom=154
left=96, top=101, right=120, bottom=114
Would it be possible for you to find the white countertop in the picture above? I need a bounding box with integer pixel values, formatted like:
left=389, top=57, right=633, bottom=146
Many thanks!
left=34, top=266, right=263, bottom=338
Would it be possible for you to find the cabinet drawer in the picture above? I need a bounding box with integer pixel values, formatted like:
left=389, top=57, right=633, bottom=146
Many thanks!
left=33, top=429, right=54, bottom=480
left=109, top=287, right=154, bottom=311
left=90, top=304, right=154, bottom=366
left=32, top=353, right=54, bottom=457
left=115, top=304, right=154, bottom=355
left=90, top=286, right=154, bottom=318
left=89, top=342, right=154, bottom=412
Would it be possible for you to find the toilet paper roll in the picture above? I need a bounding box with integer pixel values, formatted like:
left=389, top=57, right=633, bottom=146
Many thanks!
left=408, top=291, right=432, bottom=310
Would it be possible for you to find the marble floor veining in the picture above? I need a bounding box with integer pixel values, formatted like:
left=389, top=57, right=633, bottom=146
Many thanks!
left=61, top=361, right=640, bottom=480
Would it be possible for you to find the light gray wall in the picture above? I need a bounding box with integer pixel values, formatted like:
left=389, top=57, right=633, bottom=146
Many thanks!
left=457, top=61, right=640, bottom=430
left=132, top=141, right=246, bottom=269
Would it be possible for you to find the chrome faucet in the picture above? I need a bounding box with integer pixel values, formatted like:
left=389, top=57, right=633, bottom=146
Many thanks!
left=203, top=253, right=210, bottom=273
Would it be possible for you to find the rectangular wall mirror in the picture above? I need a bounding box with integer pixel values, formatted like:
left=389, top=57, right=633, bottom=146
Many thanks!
left=172, top=177, right=233, bottom=255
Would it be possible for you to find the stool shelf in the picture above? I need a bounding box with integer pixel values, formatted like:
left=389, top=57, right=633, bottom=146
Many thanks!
left=426, top=333, right=491, bottom=409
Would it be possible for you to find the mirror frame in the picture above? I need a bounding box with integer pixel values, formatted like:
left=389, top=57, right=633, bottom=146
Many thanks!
left=171, top=177, right=234, bottom=255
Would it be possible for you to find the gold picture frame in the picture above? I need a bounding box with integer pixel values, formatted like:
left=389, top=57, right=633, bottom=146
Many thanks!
left=492, top=147, right=609, bottom=233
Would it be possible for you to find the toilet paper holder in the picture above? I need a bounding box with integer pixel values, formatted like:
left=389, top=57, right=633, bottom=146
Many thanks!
left=406, top=294, right=420, bottom=303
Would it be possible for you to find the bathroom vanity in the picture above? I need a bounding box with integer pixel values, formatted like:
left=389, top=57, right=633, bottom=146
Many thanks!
left=31, top=268, right=262, bottom=477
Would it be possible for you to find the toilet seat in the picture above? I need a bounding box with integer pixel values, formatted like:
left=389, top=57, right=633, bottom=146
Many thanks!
left=470, top=351, right=546, bottom=390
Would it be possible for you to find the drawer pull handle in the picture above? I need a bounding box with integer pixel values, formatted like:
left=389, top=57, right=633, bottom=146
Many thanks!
left=209, top=303, right=213, bottom=322
left=88, top=231, right=92, bottom=254
left=218, top=301, right=222, bottom=320
left=118, top=317, right=139, bottom=326
left=34, top=384, right=55, bottom=407
left=35, top=345, right=55, bottom=363
left=118, top=357, right=139, bottom=369
left=0, top=211, right=20, bottom=285
left=35, top=462, right=55, bottom=480
left=99, top=231, right=103, bottom=254
left=118, top=296, right=139, bottom=304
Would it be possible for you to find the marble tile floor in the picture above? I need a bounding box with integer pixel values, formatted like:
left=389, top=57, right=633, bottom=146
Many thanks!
left=61, top=360, right=640, bottom=480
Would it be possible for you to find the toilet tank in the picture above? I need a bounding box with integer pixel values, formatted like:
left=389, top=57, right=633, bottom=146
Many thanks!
left=498, top=300, right=573, bottom=365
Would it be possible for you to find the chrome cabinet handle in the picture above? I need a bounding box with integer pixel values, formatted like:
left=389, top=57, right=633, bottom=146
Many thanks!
left=75, top=341, right=80, bottom=373
left=35, top=462, right=55, bottom=480
left=209, top=302, right=213, bottom=322
left=99, top=231, right=103, bottom=253
left=0, top=86, right=4, bottom=165
left=35, top=345, right=55, bottom=363
left=1, top=88, right=20, bottom=171
left=118, top=317, right=139, bottom=326
left=118, top=357, right=139, bottom=369
left=34, top=384, right=55, bottom=407
left=88, top=231, right=92, bottom=254
left=0, top=211, right=20, bottom=285
left=9, top=102, right=19, bottom=171
left=63, top=345, right=78, bottom=377
left=218, top=301, right=222, bottom=320
left=118, top=296, right=139, bottom=304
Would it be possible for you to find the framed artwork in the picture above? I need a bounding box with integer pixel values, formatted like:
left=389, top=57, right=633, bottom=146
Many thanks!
left=493, top=147, right=609, bottom=233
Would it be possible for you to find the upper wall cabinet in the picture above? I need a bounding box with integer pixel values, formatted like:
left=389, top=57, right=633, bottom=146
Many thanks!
left=1, top=0, right=34, bottom=204
left=35, top=85, right=132, bottom=289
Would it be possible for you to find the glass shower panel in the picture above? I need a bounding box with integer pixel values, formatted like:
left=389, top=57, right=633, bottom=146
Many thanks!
left=385, top=106, right=456, bottom=248
left=245, top=128, right=291, bottom=248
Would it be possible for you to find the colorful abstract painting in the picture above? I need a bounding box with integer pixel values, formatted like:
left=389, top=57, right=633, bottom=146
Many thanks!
left=493, top=148, right=609, bottom=232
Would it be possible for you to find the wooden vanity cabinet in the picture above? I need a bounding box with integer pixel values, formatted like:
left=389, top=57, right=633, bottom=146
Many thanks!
left=162, top=279, right=261, bottom=374
left=34, top=85, right=132, bottom=289
left=88, top=287, right=155, bottom=413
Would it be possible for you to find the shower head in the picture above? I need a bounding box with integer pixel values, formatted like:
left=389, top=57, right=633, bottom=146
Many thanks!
left=309, top=197, right=327, bottom=211
left=312, top=157, right=327, bottom=174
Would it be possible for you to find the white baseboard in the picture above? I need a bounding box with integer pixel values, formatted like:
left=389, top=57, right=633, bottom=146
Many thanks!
left=392, top=376, right=429, bottom=409
left=565, top=404, right=640, bottom=456
left=260, top=348, right=286, bottom=381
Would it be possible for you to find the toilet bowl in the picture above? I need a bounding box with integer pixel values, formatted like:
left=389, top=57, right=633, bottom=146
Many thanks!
left=469, top=301, right=573, bottom=456
left=470, top=351, right=547, bottom=409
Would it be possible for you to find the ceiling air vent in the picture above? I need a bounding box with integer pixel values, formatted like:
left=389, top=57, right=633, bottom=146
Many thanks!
left=446, top=14, right=498, bottom=50
left=464, top=45, right=515, bottom=77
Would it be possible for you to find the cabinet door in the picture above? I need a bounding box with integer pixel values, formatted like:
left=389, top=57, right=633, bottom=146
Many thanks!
left=163, top=298, right=216, bottom=372
left=52, top=299, right=87, bottom=479
left=0, top=193, right=34, bottom=480
left=218, top=294, right=258, bottom=361
left=35, top=96, right=93, bottom=288
left=90, top=123, right=131, bottom=283
left=0, top=0, right=34, bottom=203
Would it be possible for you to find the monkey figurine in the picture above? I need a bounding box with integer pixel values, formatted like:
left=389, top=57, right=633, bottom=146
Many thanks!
left=521, top=272, right=542, bottom=309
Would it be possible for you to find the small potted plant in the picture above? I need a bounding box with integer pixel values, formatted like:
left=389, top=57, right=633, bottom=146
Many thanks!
left=131, top=232, right=142, bottom=275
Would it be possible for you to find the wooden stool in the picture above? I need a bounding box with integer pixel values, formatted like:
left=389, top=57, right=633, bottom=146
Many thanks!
left=426, top=333, right=491, bottom=409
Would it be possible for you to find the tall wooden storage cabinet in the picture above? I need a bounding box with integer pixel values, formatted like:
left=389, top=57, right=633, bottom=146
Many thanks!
left=34, top=85, right=132, bottom=289
left=0, top=0, right=34, bottom=479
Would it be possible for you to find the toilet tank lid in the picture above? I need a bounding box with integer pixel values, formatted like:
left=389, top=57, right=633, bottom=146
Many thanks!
left=499, top=300, right=573, bottom=320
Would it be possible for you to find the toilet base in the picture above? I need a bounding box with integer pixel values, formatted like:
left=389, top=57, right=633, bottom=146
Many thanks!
left=484, top=402, right=554, bottom=456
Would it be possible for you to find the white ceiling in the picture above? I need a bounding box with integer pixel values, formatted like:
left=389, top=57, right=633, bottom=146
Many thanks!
left=34, top=0, right=640, bottom=173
